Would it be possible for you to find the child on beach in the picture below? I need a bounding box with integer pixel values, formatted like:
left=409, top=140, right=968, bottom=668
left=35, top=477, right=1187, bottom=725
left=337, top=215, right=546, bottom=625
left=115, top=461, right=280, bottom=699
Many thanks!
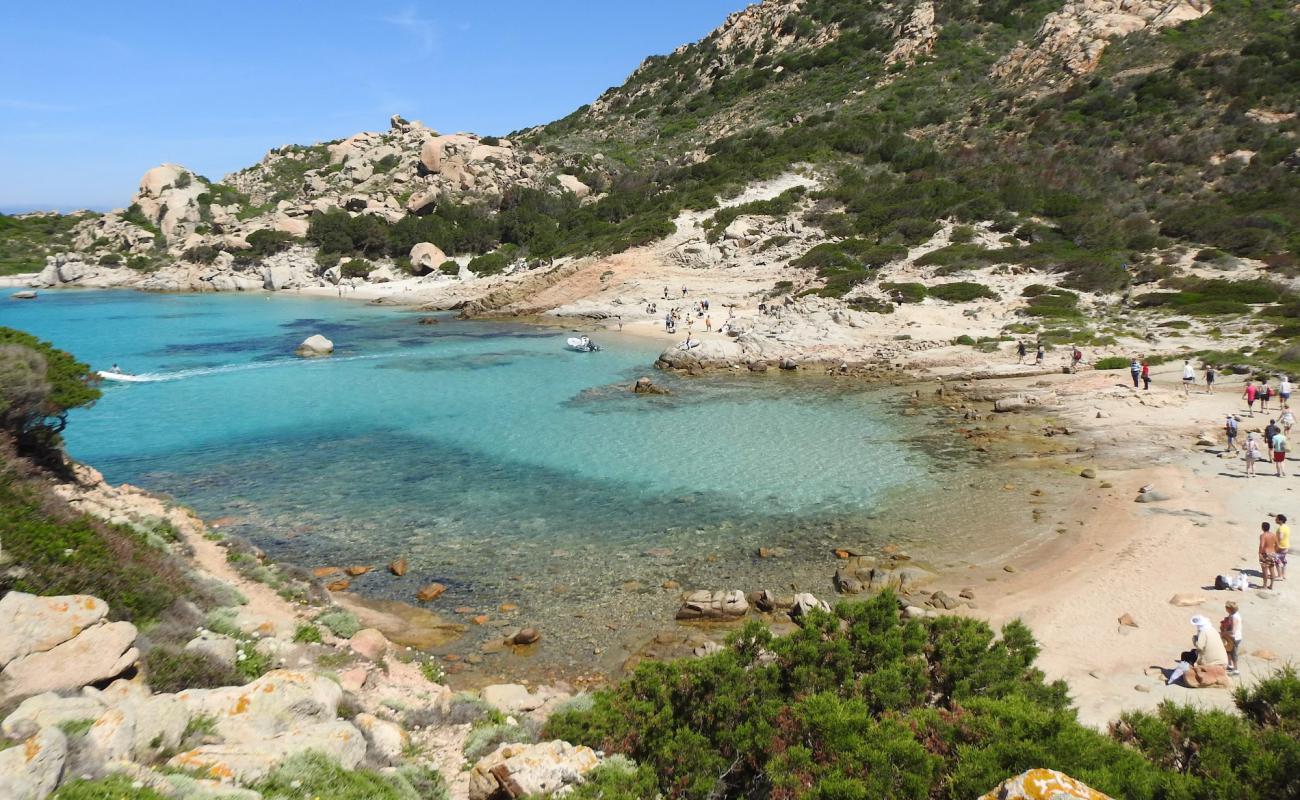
left=1141, top=359, right=1151, bottom=390
left=1283, top=408, right=1296, bottom=437
left=1221, top=601, right=1242, bottom=674
left=1245, top=432, right=1261, bottom=477
left=1260, top=521, right=1280, bottom=589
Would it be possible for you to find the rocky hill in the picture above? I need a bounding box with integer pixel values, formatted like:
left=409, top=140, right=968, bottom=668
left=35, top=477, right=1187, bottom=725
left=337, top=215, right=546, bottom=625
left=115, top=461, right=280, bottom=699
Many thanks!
left=3, top=0, right=1298, bottom=371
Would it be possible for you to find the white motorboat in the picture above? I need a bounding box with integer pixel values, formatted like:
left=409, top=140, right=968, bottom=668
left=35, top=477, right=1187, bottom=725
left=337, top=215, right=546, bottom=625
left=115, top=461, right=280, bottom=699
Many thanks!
left=566, top=336, right=601, bottom=352
left=97, top=369, right=151, bottom=383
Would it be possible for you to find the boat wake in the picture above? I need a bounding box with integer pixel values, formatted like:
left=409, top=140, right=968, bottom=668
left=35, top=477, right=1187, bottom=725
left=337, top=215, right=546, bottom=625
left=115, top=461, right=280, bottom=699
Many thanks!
left=97, top=354, right=387, bottom=384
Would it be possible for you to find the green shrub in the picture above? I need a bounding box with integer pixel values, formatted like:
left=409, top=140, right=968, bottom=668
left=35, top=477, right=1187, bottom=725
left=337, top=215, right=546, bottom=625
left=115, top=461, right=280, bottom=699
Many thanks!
left=464, top=723, right=533, bottom=762
left=880, top=282, right=927, bottom=303
left=51, top=776, right=170, bottom=800
left=1022, top=289, right=1082, bottom=319
left=143, top=646, right=244, bottom=693
left=339, top=259, right=371, bottom=279
left=467, top=250, right=512, bottom=276
left=293, top=623, right=323, bottom=644
left=97, top=253, right=121, bottom=266
left=315, top=609, right=361, bottom=638
left=372, top=154, right=401, bottom=174
left=256, top=751, right=447, bottom=800
left=1093, top=356, right=1130, bottom=370
left=954, top=335, right=977, bottom=346
left=246, top=229, right=296, bottom=257
left=438, top=260, right=460, bottom=276
left=928, top=281, right=998, bottom=302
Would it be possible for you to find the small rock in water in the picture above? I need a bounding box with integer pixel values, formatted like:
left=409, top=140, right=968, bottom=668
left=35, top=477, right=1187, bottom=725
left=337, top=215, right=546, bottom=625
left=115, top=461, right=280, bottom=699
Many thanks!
left=295, top=334, right=334, bottom=357
left=416, top=583, right=446, bottom=602
left=388, top=558, right=408, bottom=577
left=510, top=628, right=542, bottom=646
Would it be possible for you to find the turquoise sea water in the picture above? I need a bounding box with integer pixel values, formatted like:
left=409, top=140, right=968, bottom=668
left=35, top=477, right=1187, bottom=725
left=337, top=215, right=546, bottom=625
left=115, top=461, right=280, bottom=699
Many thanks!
left=5, top=290, right=942, bottom=671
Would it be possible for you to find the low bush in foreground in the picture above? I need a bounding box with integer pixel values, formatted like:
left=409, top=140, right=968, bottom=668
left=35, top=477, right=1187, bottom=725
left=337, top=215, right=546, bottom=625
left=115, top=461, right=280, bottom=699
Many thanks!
left=256, top=751, right=448, bottom=800
left=51, top=776, right=169, bottom=800
left=1093, top=356, right=1131, bottom=370
left=544, top=593, right=1300, bottom=800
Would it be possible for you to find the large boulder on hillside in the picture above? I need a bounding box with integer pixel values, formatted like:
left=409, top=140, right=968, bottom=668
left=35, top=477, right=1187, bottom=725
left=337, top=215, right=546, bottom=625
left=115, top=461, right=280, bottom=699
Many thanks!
left=556, top=174, right=591, bottom=200
left=0, top=621, right=138, bottom=704
left=173, top=670, right=342, bottom=741
left=0, top=727, right=67, bottom=800
left=409, top=242, right=447, bottom=275
left=295, top=335, right=334, bottom=357
left=0, top=592, right=109, bottom=666
left=468, top=741, right=601, bottom=800
left=167, top=720, right=365, bottom=784
left=979, top=768, right=1113, bottom=799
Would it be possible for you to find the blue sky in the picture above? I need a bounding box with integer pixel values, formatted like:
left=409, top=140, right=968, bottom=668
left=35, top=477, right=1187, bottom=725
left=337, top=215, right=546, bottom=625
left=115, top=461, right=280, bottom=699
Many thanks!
left=0, top=1, right=750, bottom=212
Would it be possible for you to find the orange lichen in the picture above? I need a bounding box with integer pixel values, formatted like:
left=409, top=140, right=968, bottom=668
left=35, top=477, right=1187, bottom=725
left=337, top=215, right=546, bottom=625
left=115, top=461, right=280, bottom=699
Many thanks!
left=232, top=695, right=251, bottom=714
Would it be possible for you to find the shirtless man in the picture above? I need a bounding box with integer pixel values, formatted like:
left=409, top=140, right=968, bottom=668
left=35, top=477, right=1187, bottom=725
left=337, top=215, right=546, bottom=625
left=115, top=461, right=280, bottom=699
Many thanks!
left=1259, top=521, right=1280, bottom=590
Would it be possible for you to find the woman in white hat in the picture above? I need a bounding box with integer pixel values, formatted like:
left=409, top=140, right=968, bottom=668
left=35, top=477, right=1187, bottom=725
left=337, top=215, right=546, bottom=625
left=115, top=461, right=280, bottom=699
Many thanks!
left=1168, top=615, right=1230, bottom=687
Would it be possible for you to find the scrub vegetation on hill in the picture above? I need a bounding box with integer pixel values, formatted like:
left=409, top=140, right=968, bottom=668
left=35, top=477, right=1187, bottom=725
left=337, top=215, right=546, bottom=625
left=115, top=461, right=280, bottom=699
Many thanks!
left=546, top=592, right=1300, bottom=800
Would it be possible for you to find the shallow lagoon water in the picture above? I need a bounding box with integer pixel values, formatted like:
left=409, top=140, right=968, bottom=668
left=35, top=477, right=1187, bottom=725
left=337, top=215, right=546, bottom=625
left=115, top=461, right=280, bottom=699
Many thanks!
left=7, top=290, right=954, bottom=673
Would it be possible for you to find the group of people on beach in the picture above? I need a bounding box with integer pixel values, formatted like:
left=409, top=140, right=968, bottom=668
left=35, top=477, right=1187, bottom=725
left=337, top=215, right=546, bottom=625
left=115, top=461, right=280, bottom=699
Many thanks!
left=1223, top=377, right=1294, bottom=477
left=1168, top=513, right=1288, bottom=687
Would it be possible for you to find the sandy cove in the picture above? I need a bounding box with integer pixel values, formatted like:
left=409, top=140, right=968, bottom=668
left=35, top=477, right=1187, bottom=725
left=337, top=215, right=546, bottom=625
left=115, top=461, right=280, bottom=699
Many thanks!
left=924, top=362, right=1299, bottom=729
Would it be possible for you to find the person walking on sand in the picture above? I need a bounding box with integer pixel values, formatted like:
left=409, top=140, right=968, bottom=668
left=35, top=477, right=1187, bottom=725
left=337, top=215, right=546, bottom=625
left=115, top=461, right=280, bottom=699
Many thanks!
left=1221, top=601, right=1243, bottom=674
left=1182, top=360, right=1195, bottom=395
left=705, top=315, right=712, bottom=332
left=1283, top=407, right=1297, bottom=437
left=1260, top=521, right=1280, bottom=589
left=663, top=286, right=669, bottom=300
left=1273, top=427, right=1289, bottom=477
left=1276, top=514, right=1290, bottom=581
left=1035, top=343, right=1045, bottom=367
left=1205, top=364, right=1216, bottom=394
left=1225, top=414, right=1240, bottom=454
left=1141, top=359, right=1151, bottom=390
left=1262, top=380, right=1273, bottom=412
left=1282, top=375, right=1293, bottom=408
left=681, top=285, right=688, bottom=298
left=1129, top=358, right=1141, bottom=388
left=1245, top=432, right=1261, bottom=477
left=1018, top=340, right=1028, bottom=364
left=1245, top=381, right=1258, bottom=415
left=1266, top=419, right=1280, bottom=459
left=1071, top=345, right=1082, bottom=373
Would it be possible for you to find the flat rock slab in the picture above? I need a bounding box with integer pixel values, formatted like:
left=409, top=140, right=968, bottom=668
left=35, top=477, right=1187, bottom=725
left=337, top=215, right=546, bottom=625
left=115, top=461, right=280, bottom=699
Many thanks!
left=0, top=592, right=109, bottom=667
left=0, top=621, right=138, bottom=704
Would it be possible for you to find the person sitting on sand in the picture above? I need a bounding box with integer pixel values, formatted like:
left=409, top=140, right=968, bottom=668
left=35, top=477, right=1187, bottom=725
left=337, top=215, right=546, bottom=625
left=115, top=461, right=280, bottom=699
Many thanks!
left=1245, top=432, right=1261, bottom=477
left=1277, top=514, right=1290, bottom=581
left=1245, top=381, right=1258, bottom=415
left=1221, top=601, right=1243, bottom=674
left=1225, top=414, right=1240, bottom=454
left=1168, top=615, right=1231, bottom=687
left=1260, top=521, right=1280, bottom=590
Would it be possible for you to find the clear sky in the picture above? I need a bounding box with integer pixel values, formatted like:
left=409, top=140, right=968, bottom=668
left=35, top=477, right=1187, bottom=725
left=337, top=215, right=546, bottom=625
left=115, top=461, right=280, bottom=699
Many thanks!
left=0, top=1, right=750, bottom=213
